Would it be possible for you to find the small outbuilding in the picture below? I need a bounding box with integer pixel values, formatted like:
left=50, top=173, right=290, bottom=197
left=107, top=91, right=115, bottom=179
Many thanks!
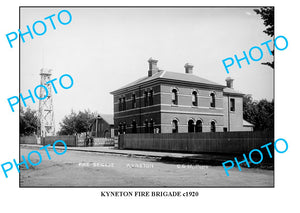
left=243, top=120, right=255, bottom=131
left=89, top=114, right=114, bottom=138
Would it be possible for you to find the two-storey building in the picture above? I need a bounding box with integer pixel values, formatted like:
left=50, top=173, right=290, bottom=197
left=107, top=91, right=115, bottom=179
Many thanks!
left=110, top=58, right=253, bottom=134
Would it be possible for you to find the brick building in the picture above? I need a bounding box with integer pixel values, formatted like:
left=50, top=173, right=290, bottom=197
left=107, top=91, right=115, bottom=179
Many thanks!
left=110, top=58, right=253, bottom=135
left=89, top=114, right=114, bottom=138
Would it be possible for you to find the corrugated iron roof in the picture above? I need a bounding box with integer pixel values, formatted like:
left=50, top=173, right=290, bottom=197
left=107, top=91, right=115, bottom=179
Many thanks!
left=243, top=119, right=254, bottom=127
left=223, top=87, right=244, bottom=95
left=92, top=114, right=114, bottom=125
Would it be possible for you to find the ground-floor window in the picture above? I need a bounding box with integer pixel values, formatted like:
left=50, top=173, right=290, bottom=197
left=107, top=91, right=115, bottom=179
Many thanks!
left=122, top=123, right=126, bottom=134
left=211, top=121, right=216, bottom=132
left=188, top=119, right=195, bottom=132
left=195, top=120, right=203, bottom=132
left=118, top=122, right=126, bottom=134
left=132, top=121, right=137, bottom=133
left=150, top=120, right=154, bottom=133
left=172, top=120, right=178, bottom=133
left=145, top=120, right=149, bottom=133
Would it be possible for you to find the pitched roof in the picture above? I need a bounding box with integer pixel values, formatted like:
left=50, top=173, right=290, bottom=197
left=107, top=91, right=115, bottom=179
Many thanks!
left=161, top=71, right=224, bottom=86
left=223, top=87, right=244, bottom=96
left=243, top=119, right=254, bottom=127
left=92, top=114, right=114, bottom=125
left=99, top=114, right=114, bottom=125
left=112, top=70, right=225, bottom=93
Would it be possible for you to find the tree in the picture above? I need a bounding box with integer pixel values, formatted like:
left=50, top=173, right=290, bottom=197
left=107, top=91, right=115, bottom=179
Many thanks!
left=58, top=109, right=97, bottom=135
left=254, top=7, right=274, bottom=68
left=243, top=95, right=274, bottom=131
left=20, top=107, right=39, bottom=136
left=254, top=7, right=274, bottom=37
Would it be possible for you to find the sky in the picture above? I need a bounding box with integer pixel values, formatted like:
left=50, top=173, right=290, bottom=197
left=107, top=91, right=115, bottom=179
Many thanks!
left=20, top=7, right=274, bottom=132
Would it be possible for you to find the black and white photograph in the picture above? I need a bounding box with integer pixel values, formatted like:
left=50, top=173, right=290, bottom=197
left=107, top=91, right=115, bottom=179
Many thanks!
left=19, top=6, right=275, bottom=187
left=1, top=0, right=300, bottom=212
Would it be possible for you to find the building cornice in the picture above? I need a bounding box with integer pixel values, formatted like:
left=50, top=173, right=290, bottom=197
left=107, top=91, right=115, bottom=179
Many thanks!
left=111, top=77, right=226, bottom=95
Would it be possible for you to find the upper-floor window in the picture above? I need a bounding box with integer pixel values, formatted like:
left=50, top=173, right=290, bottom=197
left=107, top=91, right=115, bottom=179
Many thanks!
left=210, top=92, right=216, bottom=108
left=192, top=91, right=198, bottom=106
left=118, top=98, right=122, bottom=111
left=122, top=97, right=126, bottom=110
left=145, top=120, right=149, bottom=133
left=144, top=91, right=148, bottom=107
left=149, top=90, right=154, bottom=105
left=230, top=98, right=235, bottom=111
left=132, top=94, right=136, bottom=109
left=172, top=89, right=178, bottom=105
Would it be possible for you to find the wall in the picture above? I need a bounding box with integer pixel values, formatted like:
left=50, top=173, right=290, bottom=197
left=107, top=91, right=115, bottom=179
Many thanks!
left=113, top=83, right=161, bottom=134
left=90, top=118, right=113, bottom=138
left=112, top=79, right=248, bottom=135
left=119, top=131, right=274, bottom=154
left=93, top=137, right=115, bottom=146
left=223, top=94, right=244, bottom=131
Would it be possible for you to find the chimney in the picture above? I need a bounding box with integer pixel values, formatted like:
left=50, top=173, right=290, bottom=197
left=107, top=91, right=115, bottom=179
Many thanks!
left=148, top=58, right=158, bottom=77
left=225, top=77, right=234, bottom=88
left=184, top=63, right=193, bottom=74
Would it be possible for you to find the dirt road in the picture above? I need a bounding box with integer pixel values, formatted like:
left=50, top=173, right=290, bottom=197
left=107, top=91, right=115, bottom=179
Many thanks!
left=20, top=146, right=273, bottom=187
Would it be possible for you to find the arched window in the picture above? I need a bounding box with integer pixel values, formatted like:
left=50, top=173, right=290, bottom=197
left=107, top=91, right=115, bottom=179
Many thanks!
left=172, top=120, right=178, bottom=133
left=171, top=89, right=178, bottom=105
left=150, top=119, right=154, bottom=133
left=195, top=120, right=203, bottom=132
left=210, top=92, right=215, bottom=108
left=192, top=91, right=198, bottom=106
left=104, top=130, right=109, bottom=138
left=188, top=119, right=195, bottom=133
left=211, top=121, right=216, bottom=132
left=132, top=121, right=137, bottom=133
left=132, top=94, right=136, bottom=108
left=145, top=120, right=149, bottom=133
left=149, top=90, right=154, bottom=105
